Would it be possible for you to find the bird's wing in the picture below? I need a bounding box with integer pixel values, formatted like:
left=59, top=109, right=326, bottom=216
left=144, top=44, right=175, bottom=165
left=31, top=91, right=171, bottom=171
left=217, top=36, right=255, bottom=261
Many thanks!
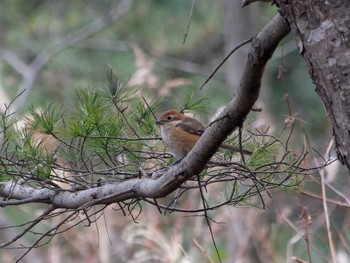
left=176, top=120, right=205, bottom=136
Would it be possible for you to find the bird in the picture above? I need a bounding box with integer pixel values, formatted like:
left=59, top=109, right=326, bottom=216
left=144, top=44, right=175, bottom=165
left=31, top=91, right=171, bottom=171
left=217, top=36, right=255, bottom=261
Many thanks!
left=156, top=109, right=252, bottom=160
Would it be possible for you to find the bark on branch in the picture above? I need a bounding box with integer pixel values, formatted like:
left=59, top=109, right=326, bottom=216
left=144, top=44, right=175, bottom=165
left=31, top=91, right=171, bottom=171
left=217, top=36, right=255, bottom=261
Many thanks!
left=0, top=14, right=290, bottom=209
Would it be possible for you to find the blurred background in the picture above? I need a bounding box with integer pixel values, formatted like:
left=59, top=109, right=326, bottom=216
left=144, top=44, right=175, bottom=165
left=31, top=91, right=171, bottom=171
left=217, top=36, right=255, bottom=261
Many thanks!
left=0, top=0, right=349, bottom=262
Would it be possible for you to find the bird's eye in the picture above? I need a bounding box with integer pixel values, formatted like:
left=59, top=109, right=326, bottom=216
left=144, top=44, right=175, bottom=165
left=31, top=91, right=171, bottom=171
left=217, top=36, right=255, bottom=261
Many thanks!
left=166, top=115, right=173, bottom=121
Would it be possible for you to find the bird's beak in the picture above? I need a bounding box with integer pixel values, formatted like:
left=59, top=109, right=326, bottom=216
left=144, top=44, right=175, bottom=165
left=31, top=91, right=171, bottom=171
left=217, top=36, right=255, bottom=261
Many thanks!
left=156, top=120, right=165, bottom=125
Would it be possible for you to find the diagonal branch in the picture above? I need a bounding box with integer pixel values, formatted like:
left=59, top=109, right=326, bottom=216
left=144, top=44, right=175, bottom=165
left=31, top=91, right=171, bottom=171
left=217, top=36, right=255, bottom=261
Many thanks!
left=183, top=14, right=290, bottom=174
left=0, top=14, right=290, bottom=209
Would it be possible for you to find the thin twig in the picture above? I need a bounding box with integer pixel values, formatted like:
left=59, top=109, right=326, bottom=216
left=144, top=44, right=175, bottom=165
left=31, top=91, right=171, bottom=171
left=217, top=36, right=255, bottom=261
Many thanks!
left=301, top=207, right=312, bottom=263
left=183, top=0, right=196, bottom=45
left=0, top=206, right=56, bottom=248
left=300, top=190, right=350, bottom=208
left=200, top=37, right=253, bottom=89
left=14, top=209, right=79, bottom=263
left=238, top=126, right=246, bottom=166
left=321, top=170, right=337, bottom=262
left=308, top=136, right=337, bottom=262
left=193, top=238, right=215, bottom=263
left=196, top=174, right=222, bottom=263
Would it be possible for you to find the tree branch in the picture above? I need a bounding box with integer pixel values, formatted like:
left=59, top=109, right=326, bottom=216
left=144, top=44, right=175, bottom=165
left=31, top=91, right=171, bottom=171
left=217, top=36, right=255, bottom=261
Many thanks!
left=0, top=14, right=290, bottom=209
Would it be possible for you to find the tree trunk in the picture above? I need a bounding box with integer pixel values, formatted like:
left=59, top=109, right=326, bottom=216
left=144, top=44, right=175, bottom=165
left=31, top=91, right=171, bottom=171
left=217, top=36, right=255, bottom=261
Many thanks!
left=276, top=0, right=350, bottom=171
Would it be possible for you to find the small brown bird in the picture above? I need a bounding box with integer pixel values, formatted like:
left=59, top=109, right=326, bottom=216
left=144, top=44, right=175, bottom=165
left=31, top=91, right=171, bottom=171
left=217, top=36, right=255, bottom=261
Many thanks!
left=156, top=110, right=252, bottom=160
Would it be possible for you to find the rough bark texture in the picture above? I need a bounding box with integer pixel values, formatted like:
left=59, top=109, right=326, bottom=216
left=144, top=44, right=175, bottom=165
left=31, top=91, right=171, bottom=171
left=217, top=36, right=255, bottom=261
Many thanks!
left=276, top=0, right=350, bottom=170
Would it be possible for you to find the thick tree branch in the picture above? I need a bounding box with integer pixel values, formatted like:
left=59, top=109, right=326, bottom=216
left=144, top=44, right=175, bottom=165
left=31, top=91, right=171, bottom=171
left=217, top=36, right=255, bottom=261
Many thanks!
left=0, top=14, right=290, bottom=209
left=185, top=14, right=290, bottom=171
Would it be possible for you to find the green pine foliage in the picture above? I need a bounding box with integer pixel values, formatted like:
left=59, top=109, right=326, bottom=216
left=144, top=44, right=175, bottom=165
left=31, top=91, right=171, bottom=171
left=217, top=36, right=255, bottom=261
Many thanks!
left=0, top=78, right=307, bottom=200
left=178, top=86, right=211, bottom=114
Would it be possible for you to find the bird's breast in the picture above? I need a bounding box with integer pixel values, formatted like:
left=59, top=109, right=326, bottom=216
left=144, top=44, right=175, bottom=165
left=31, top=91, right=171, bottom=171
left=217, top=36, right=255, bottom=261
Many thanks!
left=160, top=125, right=198, bottom=159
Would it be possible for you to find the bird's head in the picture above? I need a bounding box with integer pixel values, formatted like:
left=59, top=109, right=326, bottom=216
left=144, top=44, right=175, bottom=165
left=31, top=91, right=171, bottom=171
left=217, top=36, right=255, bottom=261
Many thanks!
left=156, top=110, right=184, bottom=126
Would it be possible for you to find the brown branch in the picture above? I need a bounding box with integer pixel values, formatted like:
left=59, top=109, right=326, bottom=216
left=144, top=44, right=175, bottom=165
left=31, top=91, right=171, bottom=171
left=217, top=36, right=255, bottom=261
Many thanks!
left=0, top=206, right=56, bottom=248
left=200, top=37, right=253, bottom=90
left=196, top=173, right=222, bottom=262
left=300, top=190, right=350, bottom=208
left=183, top=0, right=196, bottom=44
left=0, top=14, right=290, bottom=209
left=189, top=14, right=290, bottom=169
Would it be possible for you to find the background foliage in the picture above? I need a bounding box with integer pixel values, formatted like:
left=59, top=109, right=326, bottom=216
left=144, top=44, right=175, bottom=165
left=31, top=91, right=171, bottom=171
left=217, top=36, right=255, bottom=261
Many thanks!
left=0, top=1, right=349, bottom=262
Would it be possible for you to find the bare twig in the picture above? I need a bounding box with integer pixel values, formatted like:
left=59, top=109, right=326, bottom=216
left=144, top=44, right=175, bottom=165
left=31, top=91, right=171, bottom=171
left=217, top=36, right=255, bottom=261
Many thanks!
left=192, top=238, right=215, bottom=263
left=196, top=174, right=222, bottom=263
left=183, top=0, right=197, bottom=44
left=321, top=167, right=337, bottom=262
left=301, top=207, right=313, bottom=263
left=0, top=206, right=56, bottom=248
left=200, top=37, right=253, bottom=90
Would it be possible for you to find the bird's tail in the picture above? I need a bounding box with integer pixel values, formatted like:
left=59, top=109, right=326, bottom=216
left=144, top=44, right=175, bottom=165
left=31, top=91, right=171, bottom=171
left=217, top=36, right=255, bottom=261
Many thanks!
left=220, top=143, right=252, bottom=155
